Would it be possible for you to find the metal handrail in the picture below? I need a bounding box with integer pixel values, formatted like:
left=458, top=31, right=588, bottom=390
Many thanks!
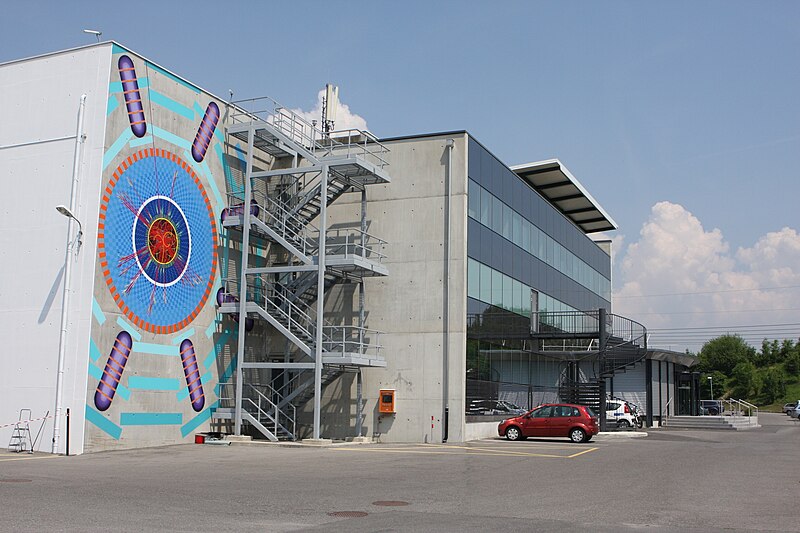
left=322, top=326, right=383, bottom=358
left=229, top=96, right=391, bottom=169
left=230, top=96, right=320, bottom=154
left=661, top=396, right=673, bottom=426
left=737, top=399, right=758, bottom=419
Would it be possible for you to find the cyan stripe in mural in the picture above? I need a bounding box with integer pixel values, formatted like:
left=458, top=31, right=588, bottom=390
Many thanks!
left=129, top=134, right=154, bottom=148
left=135, top=342, right=180, bottom=356
left=128, top=376, right=181, bottom=391
left=85, top=405, right=122, bottom=439
left=106, top=95, right=119, bottom=116
left=180, top=401, right=218, bottom=437
left=149, top=89, right=194, bottom=120
left=91, top=298, right=106, bottom=325
left=103, top=129, right=133, bottom=170
left=151, top=125, right=191, bottom=150
left=115, top=317, right=142, bottom=341
left=172, top=328, right=195, bottom=345
left=120, top=412, right=183, bottom=426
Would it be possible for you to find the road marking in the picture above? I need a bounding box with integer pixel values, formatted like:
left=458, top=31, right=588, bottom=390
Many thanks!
left=567, top=447, right=598, bottom=458
left=331, top=444, right=599, bottom=459
left=0, top=454, right=60, bottom=463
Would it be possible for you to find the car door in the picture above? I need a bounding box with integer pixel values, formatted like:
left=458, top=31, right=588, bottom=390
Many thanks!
left=549, top=405, right=575, bottom=436
left=522, top=406, right=553, bottom=437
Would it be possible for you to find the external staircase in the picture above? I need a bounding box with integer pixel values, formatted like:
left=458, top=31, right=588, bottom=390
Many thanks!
left=213, top=96, right=390, bottom=441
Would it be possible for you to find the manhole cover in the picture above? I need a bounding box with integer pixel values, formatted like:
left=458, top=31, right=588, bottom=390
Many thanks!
left=0, top=479, right=32, bottom=483
left=372, top=501, right=409, bottom=507
left=328, top=511, right=368, bottom=518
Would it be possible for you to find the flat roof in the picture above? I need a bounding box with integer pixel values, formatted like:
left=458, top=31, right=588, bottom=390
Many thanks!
left=511, top=160, right=618, bottom=234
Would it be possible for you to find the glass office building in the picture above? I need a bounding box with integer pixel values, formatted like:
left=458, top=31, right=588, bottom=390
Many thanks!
left=465, top=137, right=615, bottom=410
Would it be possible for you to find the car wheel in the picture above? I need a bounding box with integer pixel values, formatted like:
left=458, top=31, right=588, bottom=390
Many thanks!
left=709, top=409, right=718, bottom=416
left=505, top=426, right=522, bottom=441
left=569, top=428, right=586, bottom=443
left=617, top=420, right=631, bottom=429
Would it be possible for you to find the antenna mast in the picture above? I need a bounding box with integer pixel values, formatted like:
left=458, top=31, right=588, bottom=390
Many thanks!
left=322, top=84, right=339, bottom=134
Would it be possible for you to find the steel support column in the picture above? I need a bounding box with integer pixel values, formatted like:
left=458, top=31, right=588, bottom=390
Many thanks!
left=312, top=164, right=328, bottom=440
left=234, top=126, right=255, bottom=436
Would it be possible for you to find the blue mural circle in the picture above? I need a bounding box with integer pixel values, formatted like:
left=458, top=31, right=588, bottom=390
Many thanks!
left=99, top=148, right=217, bottom=333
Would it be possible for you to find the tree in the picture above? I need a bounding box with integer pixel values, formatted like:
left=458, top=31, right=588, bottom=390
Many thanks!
left=784, top=350, right=800, bottom=376
left=730, top=361, right=759, bottom=399
left=699, top=335, right=756, bottom=375
left=761, top=368, right=786, bottom=404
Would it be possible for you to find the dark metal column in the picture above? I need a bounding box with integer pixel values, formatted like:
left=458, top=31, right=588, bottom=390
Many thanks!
left=598, top=308, right=608, bottom=432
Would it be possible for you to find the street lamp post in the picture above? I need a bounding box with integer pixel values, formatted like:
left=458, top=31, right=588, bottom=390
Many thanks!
left=52, top=94, right=86, bottom=454
left=707, top=376, right=713, bottom=400
left=53, top=205, right=83, bottom=454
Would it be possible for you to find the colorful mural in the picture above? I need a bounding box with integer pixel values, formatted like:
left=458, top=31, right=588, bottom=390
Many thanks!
left=85, top=47, right=234, bottom=450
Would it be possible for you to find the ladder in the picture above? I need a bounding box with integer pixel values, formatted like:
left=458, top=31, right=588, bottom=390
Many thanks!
left=8, top=409, right=33, bottom=453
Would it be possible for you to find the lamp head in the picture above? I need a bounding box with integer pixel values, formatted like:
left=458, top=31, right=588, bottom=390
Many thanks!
left=56, top=205, right=77, bottom=220
left=83, top=29, right=102, bottom=42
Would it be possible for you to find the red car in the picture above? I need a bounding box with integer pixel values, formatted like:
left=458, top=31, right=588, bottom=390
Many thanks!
left=498, top=403, right=599, bottom=443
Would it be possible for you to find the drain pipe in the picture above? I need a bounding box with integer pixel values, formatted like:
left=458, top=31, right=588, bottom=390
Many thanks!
left=53, top=94, right=87, bottom=454
left=442, top=139, right=454, bottom=442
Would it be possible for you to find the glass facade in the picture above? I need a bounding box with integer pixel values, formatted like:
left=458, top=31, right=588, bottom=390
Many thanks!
left=466, top=137, right=611, bottom=318
left=465, top=136, right=613, bottom=409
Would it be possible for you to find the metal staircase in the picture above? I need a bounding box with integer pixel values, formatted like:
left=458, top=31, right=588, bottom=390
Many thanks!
left=215, top=96, right=391, bottom=441
left=534, top=309, right=647, bottom=428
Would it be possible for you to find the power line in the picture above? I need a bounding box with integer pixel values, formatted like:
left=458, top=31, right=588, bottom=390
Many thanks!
left=623, top=308, right=800, bottom=316
left=614, top=284, right=800, bottom=299
left=648, top=322, right=800, bottom=332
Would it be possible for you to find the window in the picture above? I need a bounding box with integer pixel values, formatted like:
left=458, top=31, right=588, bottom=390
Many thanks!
left=468, top=180, right=479, bottom=220
left=531, top=406, right=553, bottom=418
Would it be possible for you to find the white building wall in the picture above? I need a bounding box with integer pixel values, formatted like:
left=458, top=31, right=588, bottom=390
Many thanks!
left=0, top=44, right=112, bottom=453
left=609, top=361, right=646, bottom=411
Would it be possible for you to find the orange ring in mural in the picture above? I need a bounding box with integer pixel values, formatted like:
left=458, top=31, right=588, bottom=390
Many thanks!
left=98, top=148, right=217, bottom=334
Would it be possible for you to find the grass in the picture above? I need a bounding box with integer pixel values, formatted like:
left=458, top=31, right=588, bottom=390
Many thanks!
left=758, top=377, right=800, bottom=412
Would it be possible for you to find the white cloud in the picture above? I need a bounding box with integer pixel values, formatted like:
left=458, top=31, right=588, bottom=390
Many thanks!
left=292, top=88, right=368, bottom=133
left=613, top=202, right=800, bottom=352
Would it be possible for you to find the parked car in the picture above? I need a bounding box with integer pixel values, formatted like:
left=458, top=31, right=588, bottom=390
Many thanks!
left=498, top=403, right=599, bottom=443
left=790, top=405, right=800, bottom=419
left=700, top=400, right=723, bottom=416
left=783, top=401, right=800, bottom=415
left=606, top=399, right=637, bottom=429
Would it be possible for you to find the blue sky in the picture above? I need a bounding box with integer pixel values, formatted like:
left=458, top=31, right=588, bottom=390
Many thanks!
left=3, top=1, right=799, bottom=351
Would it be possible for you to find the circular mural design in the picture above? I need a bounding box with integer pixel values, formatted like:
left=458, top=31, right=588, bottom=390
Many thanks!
left=98, top=148, right=217, bottom=334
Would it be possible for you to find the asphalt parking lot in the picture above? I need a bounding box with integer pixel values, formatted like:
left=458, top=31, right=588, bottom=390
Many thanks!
left=1, top=413, right=798, bottom=532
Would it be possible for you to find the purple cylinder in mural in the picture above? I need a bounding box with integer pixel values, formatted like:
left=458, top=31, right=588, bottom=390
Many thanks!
left=216, top=288, right=254, bottom=331
left=94, top=331, right=133, bottom=411
left=219, top=200, right=259, bottom=226
left=191, top=102, right=220, bottom=162
left=118, top=55, right=147, bottom=138
left=180, top=339, right=205, bottom=412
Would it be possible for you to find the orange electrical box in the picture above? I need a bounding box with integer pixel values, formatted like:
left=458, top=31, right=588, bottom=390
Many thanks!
left=379, top=389, right=396, bottom=414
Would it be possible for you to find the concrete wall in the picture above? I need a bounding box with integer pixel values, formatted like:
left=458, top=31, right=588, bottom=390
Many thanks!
left=323, top=134, right=469, bottom=442
left=0, top=44, right=112, bottom=453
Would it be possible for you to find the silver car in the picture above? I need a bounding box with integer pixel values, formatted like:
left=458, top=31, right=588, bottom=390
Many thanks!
left=790, top=405, right=800, bottom=419
left=783, top=401, right=800, bottom=415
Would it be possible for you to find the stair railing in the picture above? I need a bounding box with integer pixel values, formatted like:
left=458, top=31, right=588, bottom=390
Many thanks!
left=660, top=396, right=673, bottom=427
left=322, top=326, right=384, bottom=359
left=244, top=383, right=296, bottom=439
left=230, top=96, right=323, bottom=155
left=250, top=190, right=320, bottom=257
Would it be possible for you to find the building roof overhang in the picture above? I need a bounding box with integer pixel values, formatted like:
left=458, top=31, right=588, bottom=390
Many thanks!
left=510, top=159, right=618, bottom=234
left=647, top=349, right=698, bottom=367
